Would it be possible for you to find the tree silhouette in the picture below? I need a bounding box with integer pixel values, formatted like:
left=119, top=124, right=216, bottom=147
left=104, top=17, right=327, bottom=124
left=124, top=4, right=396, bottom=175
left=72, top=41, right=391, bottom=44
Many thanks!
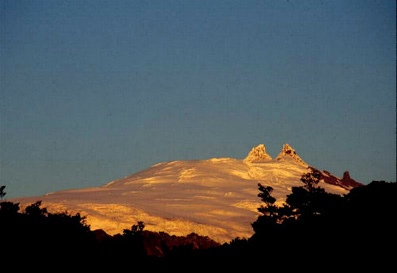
left=250, top=183, right=283, bottom=250
left=300, top=168, right=322, bottom=192
left=256, top=184, right=277, bottom=218
left=24, top=200, right=48, bottom=217
left=251, top=169, right=348, bottom=261
left=0, top=185, right=6, bottom=200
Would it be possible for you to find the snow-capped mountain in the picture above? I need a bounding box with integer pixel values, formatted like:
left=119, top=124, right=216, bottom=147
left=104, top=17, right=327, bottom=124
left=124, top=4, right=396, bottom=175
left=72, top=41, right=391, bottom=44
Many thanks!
left=9, top=144, right=362, bottom=243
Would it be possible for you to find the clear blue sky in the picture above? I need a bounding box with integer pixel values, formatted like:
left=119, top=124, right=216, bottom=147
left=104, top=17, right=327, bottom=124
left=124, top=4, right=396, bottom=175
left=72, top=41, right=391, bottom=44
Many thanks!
left=1, top=0, right=395, bottom=199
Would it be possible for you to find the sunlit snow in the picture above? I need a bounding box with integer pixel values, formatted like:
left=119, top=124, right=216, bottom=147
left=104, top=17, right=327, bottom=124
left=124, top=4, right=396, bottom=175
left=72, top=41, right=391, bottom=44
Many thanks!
left=11, top=144, right=351, bottom=243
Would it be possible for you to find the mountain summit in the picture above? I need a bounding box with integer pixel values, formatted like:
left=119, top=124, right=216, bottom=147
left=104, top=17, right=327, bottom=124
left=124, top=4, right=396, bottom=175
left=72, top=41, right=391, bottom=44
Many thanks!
left=276, top=143, right=308, bottom=166
left=10, top=143, right=362, bottom=243
left=243, top=144, right=272, bottom=162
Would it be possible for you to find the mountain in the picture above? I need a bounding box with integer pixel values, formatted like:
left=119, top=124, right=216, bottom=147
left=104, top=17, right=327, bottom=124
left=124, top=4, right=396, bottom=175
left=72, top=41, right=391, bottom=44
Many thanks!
left=9, top=143, right=362, bottom=243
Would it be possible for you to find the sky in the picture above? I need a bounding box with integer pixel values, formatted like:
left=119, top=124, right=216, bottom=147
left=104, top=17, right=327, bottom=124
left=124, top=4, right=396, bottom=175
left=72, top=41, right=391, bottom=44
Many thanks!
left=1, top=0, right=396, bottom=199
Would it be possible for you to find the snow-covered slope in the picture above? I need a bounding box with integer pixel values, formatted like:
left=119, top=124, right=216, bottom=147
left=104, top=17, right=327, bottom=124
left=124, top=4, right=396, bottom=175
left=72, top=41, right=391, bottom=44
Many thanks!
left=9, top=144, right=362, bottom=243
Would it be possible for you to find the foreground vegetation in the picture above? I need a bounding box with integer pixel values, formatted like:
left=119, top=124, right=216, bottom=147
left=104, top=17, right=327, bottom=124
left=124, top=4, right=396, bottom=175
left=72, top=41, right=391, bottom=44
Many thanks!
left=0, top=171, right=395, bottom=270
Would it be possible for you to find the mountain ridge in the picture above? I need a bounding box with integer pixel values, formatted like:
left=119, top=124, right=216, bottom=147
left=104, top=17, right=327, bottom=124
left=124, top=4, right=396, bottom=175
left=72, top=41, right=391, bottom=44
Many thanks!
left=8, top=143, right=363, bottom=243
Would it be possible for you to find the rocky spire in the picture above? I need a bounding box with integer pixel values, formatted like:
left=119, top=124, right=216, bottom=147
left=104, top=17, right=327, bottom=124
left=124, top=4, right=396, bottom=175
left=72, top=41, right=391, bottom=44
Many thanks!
left=243, top=144, right=272, bottom=163
left=275, top=143, right=308, bottom=166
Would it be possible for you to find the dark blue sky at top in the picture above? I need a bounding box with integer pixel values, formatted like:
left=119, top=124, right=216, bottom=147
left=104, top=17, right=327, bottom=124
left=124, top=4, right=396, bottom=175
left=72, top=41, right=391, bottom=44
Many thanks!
left=1, top=0, right=395, bottom=198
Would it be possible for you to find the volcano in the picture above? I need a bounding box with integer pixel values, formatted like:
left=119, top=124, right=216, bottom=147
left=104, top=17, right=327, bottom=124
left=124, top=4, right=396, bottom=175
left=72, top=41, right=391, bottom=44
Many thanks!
left=9, top=143, right=362, bottom=243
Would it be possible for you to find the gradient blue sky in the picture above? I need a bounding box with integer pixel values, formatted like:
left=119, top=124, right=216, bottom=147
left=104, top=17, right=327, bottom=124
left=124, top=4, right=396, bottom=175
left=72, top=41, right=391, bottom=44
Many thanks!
left=1, top=0, right=395, bottom=199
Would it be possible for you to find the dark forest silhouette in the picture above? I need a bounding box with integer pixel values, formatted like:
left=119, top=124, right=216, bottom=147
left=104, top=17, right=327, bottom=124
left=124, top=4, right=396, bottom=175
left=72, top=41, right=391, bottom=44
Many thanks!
left=1, top=170, right=396, bottom=270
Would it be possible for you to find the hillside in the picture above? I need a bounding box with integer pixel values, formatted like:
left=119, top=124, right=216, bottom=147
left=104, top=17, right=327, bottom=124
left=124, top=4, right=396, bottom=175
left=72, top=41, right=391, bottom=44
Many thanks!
left=9, top=143, right=362, bottom=243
